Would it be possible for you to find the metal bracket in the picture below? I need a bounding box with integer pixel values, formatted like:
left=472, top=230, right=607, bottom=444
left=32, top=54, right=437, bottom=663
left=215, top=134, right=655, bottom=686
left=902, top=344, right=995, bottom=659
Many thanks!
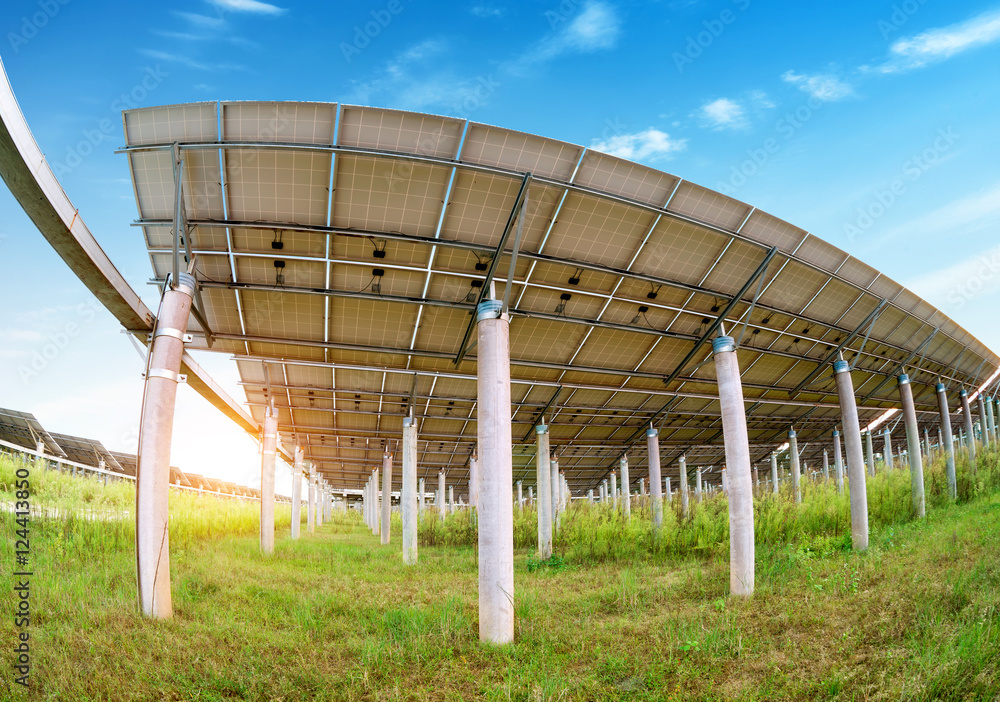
left=154, top=327, right=194, bottom=343
left=146, top=368, right=188, bottom=384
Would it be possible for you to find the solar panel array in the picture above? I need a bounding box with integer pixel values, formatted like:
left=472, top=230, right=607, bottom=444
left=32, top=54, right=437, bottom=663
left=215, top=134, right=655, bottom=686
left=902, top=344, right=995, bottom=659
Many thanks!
left=122, top=101, right=998, bottom=496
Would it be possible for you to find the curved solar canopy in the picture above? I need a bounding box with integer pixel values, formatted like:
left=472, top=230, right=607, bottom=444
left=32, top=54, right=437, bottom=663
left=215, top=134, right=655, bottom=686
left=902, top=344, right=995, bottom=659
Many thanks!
left=120, top=101, right=998, bottom=495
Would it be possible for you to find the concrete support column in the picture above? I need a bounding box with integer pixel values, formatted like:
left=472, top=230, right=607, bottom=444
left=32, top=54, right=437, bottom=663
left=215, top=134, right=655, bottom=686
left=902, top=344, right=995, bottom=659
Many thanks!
left=587, top=488, right=594, bottom=503
left=822, top=450, right=829, bottom=481
left=448, top=485, right=455, bottom=514
left=469, top=455, right=480, bottom=510
left=647, top=427, right=663, bottom=534
left=550, top=458, right=561, bottom=532
left=136, top=273, right=195, bottom=618
left=834, top=359, right=869, bottom=551
left=402, top=417, right=418, bottom=565
left=381, top=451, right=393, bottom=544
left=260, top=409, right=278, bottom=555
left=924, top=427, right=931, bottom=459
left=712, top=334, right=754, bottom=596
left=937, top=383, right=958, bottom=501
left=695, top=467, right=703, bottom=503
left=438, top=470, right=446, bottom=522
left=610, top=471, right=618, bottom=510
left=308, top=464, right=317, bottom=534
left=989, top=397, right=997, bottom=444
left=419, top=477, right=426, bottom=514
left=977, top=393, right=989, bottom=447
left=897, top=374, right=925, bottom=518
left=665, top=476, right=672, bottom=503
left=883, top=429, right=893, bottom=470
left=788, top=428, right=801, bottom=504
left=865, top=431, right=875, bottom=477
left=679, top=455, right=690, bottom=518
left=475, top=299, right=514, bottom=644
left=770, top=452, right=778, bottom=495
left=961, top=390, right=976, bottom=460
left=371, top=467, right=380, bottom=536
left=291, top=446, right=303, bottom=540
left=833, top=430, right=844, bottom=494
left=316, top=483, right=324, bottom=528
left=619, top=455, right=630, bottom=519
left=528, top=485, right=534, bottom=507
left=517, top=480, right=523, bottom=510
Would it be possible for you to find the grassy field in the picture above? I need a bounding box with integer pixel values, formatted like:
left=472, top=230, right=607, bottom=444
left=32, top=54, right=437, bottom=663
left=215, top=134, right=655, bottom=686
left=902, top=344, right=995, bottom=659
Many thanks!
left=1, top=450, right=1000, bottom=700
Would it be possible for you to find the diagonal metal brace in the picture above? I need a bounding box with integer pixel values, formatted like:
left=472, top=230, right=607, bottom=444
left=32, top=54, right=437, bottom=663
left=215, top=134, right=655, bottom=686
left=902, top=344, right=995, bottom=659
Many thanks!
left=790, top=298, right=888, bottom=395
left=454, top=173, right=531, bottom=364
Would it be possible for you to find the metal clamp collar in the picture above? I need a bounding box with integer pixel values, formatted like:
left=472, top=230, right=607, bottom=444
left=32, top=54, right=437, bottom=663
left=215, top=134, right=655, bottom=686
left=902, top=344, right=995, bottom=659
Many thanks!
left=154, top=327, right=193, bottom=343
left=146, top=368, right=187, bottom=383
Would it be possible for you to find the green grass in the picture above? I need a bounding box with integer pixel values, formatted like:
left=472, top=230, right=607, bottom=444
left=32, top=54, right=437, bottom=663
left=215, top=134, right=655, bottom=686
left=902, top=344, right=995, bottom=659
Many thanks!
left=1, top=449, right=999, bottom=700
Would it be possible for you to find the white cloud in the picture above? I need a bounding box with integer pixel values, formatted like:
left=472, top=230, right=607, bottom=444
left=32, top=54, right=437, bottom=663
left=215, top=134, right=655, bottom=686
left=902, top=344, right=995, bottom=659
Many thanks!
left=696, top=97, right=746, bottom=130
left=589, top=128, right=686, bottom=162
left=908, top=241, right=1000, bottom=314
left=508, top=1, right=621, bottom=73
left=470, top=5, right=504, bottom=18
left=174, top=11, right=226, bottom=28
left=881, top=9, right=1000, bottom=73
left=209, top=0, right=287, bottom=16
left=781, top=70, right=853, bottom=101
left=139, top=49, right=244, bottom=72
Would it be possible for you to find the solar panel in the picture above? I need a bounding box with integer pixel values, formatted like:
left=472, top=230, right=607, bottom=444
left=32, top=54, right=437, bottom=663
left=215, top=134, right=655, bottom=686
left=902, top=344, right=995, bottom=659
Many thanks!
left=121, top=101, right=999, bottom=492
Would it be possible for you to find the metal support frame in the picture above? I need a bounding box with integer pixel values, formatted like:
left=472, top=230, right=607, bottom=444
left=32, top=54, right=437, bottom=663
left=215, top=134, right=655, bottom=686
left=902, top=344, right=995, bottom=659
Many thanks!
left=454, top=174, right=531, bottom=364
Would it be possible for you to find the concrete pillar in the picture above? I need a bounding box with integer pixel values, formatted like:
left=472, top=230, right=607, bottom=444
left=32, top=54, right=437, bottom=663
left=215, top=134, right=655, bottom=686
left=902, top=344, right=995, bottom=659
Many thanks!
left=833, top=430, right=844, bottom=494
left=561, top=474, right=569, bottom=511
left=448, top=485, right=455, bottom=514
left=402, top=417, right=418, bottom=565
left=135, top=273, right=196, bottom=618
left=822, top=450, right=829, bottom=481
left=619, top=455, right=630, bottom=519
left=937, top=383, right=958, bottom=501
left=721, top=468, right=728, bottom=494
left=883, top=429, right=893, bottom=470
left=646, top=427, right=663, bottom=534
left=535, top=426, right=551, bottom=558
left=516, top=480, right=523, bottom=510
left=316, top=483, right=324, bottom=528
left=977, top=393, right=989, bottom=447
left=695, top=467, right=703, bottom=503
left=259, top=409, right=278, bottom=554
left=610, top=471, right=618, bottom=510
left=469, top=454, right=480, bottom=510
left=418, top=477, right=426, bottom=514
left=438, top=470, right=446, bottom=522
left=834, top=359, right=869, bottom=551
left=665, top=476, right=672, bottom=503
left=380, top=451, right=393, bottom=544
left=528, top=485, right=534, bottom=507
left=961, top=390, right=976, bottom=460
left=865, top=431, right=875, bottom=477
left=679, top=455, right=689, bottom=518
left=475, top=298, right=514, bottom=644
left=788, top=428, right=801, bottom=504
left=988, top=397, right=997, bottom=444
left=770, top=452, right=778, bottom=495
left=924, top=427, right=931, bottom=459
left=371, top=467, right=380, bottom=536
left=712, top=334, right=754, bottom=596
left=897, top=374, right=925, bottom=518
left=308, top=464, right=318, bottom=534
left=550, top=458, right=561, bottom=531
left=291, top=446, right=303, bottom=540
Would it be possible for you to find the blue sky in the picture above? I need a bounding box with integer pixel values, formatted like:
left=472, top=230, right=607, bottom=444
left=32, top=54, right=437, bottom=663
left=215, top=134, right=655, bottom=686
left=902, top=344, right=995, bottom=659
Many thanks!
left=1, top=0, right=999, bottom=492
